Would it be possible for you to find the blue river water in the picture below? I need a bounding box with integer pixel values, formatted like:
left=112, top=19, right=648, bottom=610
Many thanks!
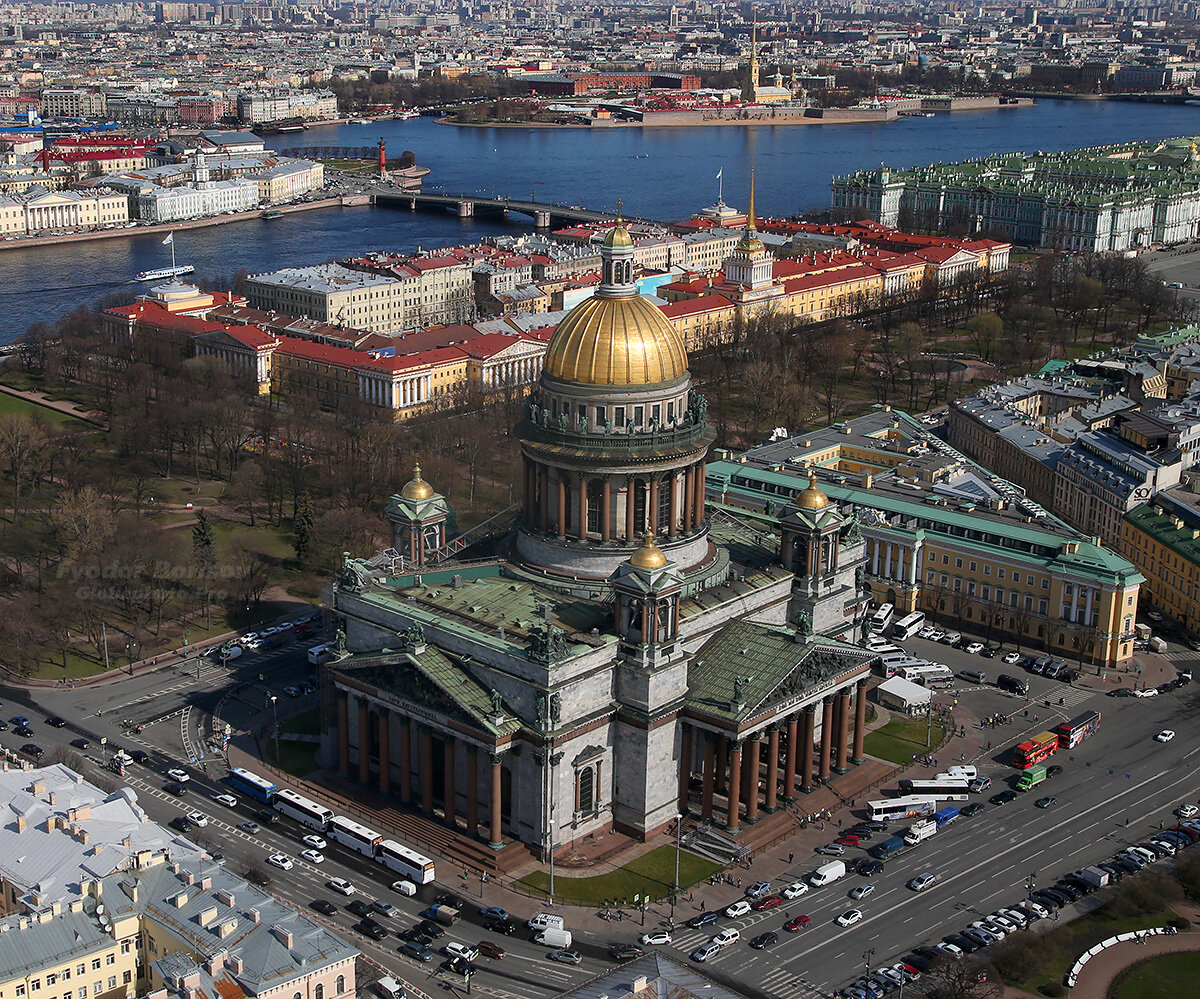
left=2, top=98, right=1199, bottom=342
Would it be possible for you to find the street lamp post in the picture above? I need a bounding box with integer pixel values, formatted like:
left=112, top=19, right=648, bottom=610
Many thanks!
left=547, top=818, right=555, bottom=904
left=671, top=813, right=682, bottom=925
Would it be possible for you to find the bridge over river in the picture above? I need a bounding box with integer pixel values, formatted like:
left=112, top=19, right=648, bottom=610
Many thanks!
left=373, top=189, right=660, bottom=229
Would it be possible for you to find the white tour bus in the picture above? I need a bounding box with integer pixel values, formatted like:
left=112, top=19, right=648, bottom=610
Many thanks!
left=900, top=663, right=955, bottom=688
left=273, top=788, right=334, bottom=831
left=376, top=839, right=437, bottom=884
left=867, top=795, right=941, bottom=822
left=328, top=815, right=383, bottom=857
left=870, top=603, right=895, bottom=636
left=892, top=611, right=926, bottom=641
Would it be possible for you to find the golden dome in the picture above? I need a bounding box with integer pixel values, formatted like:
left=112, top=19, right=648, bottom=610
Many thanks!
left=795, top=471, right=830, bottom=510
left=401, top=463, right=434, bottom=501
left=544, top=294, right=688, bottom=386
left=735, top=231, right=766, bottom=255
left=629, top=534, right=669, bottom=569
left=604, top=223, right=633, bottom=249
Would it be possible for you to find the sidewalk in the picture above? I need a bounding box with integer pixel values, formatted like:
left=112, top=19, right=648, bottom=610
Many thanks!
left=0, top=382, right=107, bottom=427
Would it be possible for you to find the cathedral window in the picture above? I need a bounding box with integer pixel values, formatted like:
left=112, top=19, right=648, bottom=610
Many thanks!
left=577, top=766, right=595, bottom=813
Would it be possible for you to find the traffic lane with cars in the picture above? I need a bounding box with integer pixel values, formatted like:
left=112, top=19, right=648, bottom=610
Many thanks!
left=661, top=684, right=1200, bottom=994
left=0, top=714, right=594, bottom=999
left=79, top=759, right=593, bottom=999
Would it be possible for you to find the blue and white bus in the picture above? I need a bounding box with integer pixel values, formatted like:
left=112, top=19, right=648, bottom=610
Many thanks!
left=226, top=767, right=278, bottom=804
left=274, top=788, right=333, bottom=831
left=376, top=839, right=436, bottom=884
left=329, top=815, right=383, bottom=857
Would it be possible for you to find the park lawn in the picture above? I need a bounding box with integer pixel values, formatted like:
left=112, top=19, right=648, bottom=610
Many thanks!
left=0, top=391, right=88, bottom=428
left=863, top=717, right=947, bottom=765
left=266, top=737, right=319, bottom=779
left=518, top=845, right=721, bottom=906
left=1115, top=951, right=1200, bottom=999
left=281, top=708, right=322, bottom=737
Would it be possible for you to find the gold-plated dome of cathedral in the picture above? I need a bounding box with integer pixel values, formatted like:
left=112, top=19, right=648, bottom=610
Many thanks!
left=400, top=463, right=434, bottom=501
left=795, top=471, right=830, bottom=510
left=544, top=295, right=688, bottom=386
left=629, top=533, right=669, bottom=569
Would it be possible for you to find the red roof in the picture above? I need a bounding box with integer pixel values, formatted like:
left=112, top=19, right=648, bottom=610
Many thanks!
left=659, top=294, right=733, bottom=318
left=458, top=333, right=523, bottom=359
left=363, top=345, right=468, bottom=373
left=782, top=264, right=881, bottom=294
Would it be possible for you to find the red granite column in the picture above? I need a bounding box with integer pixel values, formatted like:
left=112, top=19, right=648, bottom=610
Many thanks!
left=601, top=479, right=612, bottom=543
left=648, top=476, right=659, bottom=534
left=337, top=692, right=349, bottom=775
left=764, top=726, right=780, bottom=812
left=466, top=745, right=479, bottom=837
left=358, top=700, right=370, bottom=784
left=398, top=718, right=411, bottom=804
left=725, top=741, right=742, bottom=833
left=577, top=477, right=588, bottom=540
left=489, top=753, right=503, bottom=848
left=836, top=689, right=852, bottom=774
left=852, top=680, right=869, bottom=765
left=443, top=736, right=456, bottom=827
left=625, top=478, right=637, bottom=541
left=678, top=724, right=692, bottom=812
left=745, top=737, right=761, bottom=824
left=556, top=477, right=566, bottom=537
left=715, top=733, right=728, bottom=795
left=783, top=715, right=798, bottom=801
left=668, top=472, right=680, bottom=537
left=377, top=711, right=390, bottom=796
left=421, top=728, right=434, bottom=813
left=800, top=706, right=816, bottom=793
left=701, top=735, right=715, bottom=820
left=818, top=698, right=833, bottom=783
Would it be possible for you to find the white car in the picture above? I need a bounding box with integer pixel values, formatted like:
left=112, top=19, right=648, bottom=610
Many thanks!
left=328, top=878, right=355, bottom=896
left=242, top=632, right=260, bottom=643
left=242, top=638, right=263, bottom=651
left=302, top=834, right=327, bottom=849
left=391, top=880, right=416, bottom=896
left=849, top=884, right=874, bottom=900
left=782, top=881, right=809, bottom=900
left=640, top=930, right=672, bottom=946
left=212, top=794, right=238, bottom=808
left=710, top=928, right=740, bottom=948
left=1176, top=803, right=1198, bottom=819
left=907, top=873, right=937, bottom=892
left=372, top=900, right=401, bottom=918
left=936, top=941, right=964, bottom=959
left=444, top=942, right=479, bottom=962
left=1135, top=688, right=1159, bottom=698
left=166, top=769, right=190, bottom=782
left=918, top=626, right=938, bottom=639
left=1002, top=651, right=1022, bottom=664
left=299, top=849, right=325, bottom=864
left=836, top=909, right=863, bottom=927
left=724, top=900, right=752, bottom=918
left=1156, top=729, right=1176, bottom=742
left=965, top=642, right=985, bottom=655
left=267, top=854, right=293, bottom=871
left=186, top=812, right=208, bottom=827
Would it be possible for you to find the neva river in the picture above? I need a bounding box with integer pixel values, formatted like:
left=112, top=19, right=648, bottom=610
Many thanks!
left=4, top=99, right=1200, bottom=343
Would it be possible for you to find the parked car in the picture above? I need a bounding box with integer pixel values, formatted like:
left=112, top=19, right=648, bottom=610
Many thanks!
left=302, top=834, right=327, bottom=849
left=783, top=881, right=810, bottom=899
left=745, top=880, right=773, bottom=899
left=640, top=931, right=672, bottom=946
left=816, top=843, right=845, bottom=856
left=724, top=900, right=752, bottom=918
left=309, top=899, right=337, bottom=916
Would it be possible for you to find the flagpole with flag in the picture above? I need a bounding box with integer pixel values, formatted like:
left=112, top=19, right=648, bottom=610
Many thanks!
left=716, top=168, right=723, bottom=204
left=162, top=232, right=176, bottom=272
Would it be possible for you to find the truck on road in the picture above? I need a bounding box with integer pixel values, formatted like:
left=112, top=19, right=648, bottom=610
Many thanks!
left=809, top=860, right=847, bottom=886
left=1016, top=765, right=1048, bottom=792
left=420, top=904, right=459, bottom=927
left=869, top=836, right=908, bottom=860
left=932, top=806, right=960, bottom=829
left=902, top=819, right=938, bottom=845
left=535, top=927, right=572, bottom=948
left=1076, top=866, right=1110, bottom=889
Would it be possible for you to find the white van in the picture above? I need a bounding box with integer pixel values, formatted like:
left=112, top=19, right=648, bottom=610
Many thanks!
left=528, top=913, right=565, bottom=933
left=535, top=927, right=572, bottom=948
left=374, top=978, right=405, bottom=999
left=960, top=668, right=987, bottom=685
left=947, top=765, right=977, bottom=780
left=390, top=879, right=416, bottom=896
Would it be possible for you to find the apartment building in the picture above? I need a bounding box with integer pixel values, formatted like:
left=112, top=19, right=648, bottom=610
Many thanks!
left=245, top=264, right=408, bottom=332
left=0, top=765, right=356, bottom=999
left=236, top=90, right=337, bottom=124
left=708, top=407, right=1143, bottom=667
left=1122, top=485, right=1200, bottom=630
left=40, top=88, right=106, bottom=118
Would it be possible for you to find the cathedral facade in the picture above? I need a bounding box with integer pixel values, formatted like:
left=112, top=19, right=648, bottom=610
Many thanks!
left=320, top=223, right=875, bottom=858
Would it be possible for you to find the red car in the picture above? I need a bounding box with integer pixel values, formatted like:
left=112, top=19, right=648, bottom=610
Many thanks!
left=836, top=833, right=861, bottom=846
left=784, top=915, right=812, bottom=932
left=752, top=894, right=784, bottom=911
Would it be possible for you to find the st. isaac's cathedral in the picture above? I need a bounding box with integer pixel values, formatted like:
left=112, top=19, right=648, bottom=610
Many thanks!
left=320, top=217, right=876, bottom=859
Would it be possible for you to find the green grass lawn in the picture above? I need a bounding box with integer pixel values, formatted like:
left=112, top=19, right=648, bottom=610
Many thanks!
left=266, top=736, right=319, bottom=779
left=0, top=391, right=88, bottom=428
left=863, top=717, right=947, bottom=765
left=1115, top=951, right=1200, bottom=999
left=518, top=845, right=721, bottom=905
left=281, top=707, right=322, bottom=736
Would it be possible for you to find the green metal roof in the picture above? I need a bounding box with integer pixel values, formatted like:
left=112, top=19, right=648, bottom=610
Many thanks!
left=1125, top=502, right=1200, bottom=569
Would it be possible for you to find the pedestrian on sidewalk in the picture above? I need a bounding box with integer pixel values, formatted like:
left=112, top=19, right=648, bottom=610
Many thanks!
left=987, top=742, right=992, bottom=750
left=788, top=853, right=794, bottom=864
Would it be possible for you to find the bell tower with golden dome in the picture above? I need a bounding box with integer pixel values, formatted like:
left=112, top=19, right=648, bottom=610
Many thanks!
left=385, top=463, right=452, bottom=566
left=780, top=469, right=868, bottom=639
left=515, top=218, right=716, bottom=581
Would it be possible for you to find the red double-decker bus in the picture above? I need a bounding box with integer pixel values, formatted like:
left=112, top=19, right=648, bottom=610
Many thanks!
left=1012, top=731, right=1059, bottom=770
left=1057, top=710, right=1101, bottom=749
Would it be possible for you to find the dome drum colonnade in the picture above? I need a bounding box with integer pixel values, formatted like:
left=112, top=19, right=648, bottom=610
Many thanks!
left=515, top=221, right=715, bottom=575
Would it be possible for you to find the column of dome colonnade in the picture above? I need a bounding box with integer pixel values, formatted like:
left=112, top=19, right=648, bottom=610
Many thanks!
left=514, top=219, right=716, bottom=581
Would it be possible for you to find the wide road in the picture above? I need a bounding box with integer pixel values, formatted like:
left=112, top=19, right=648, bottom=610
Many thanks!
left=7, top=627, right=1199, bottom=998
left=1, top=632, right=599, bottom=999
